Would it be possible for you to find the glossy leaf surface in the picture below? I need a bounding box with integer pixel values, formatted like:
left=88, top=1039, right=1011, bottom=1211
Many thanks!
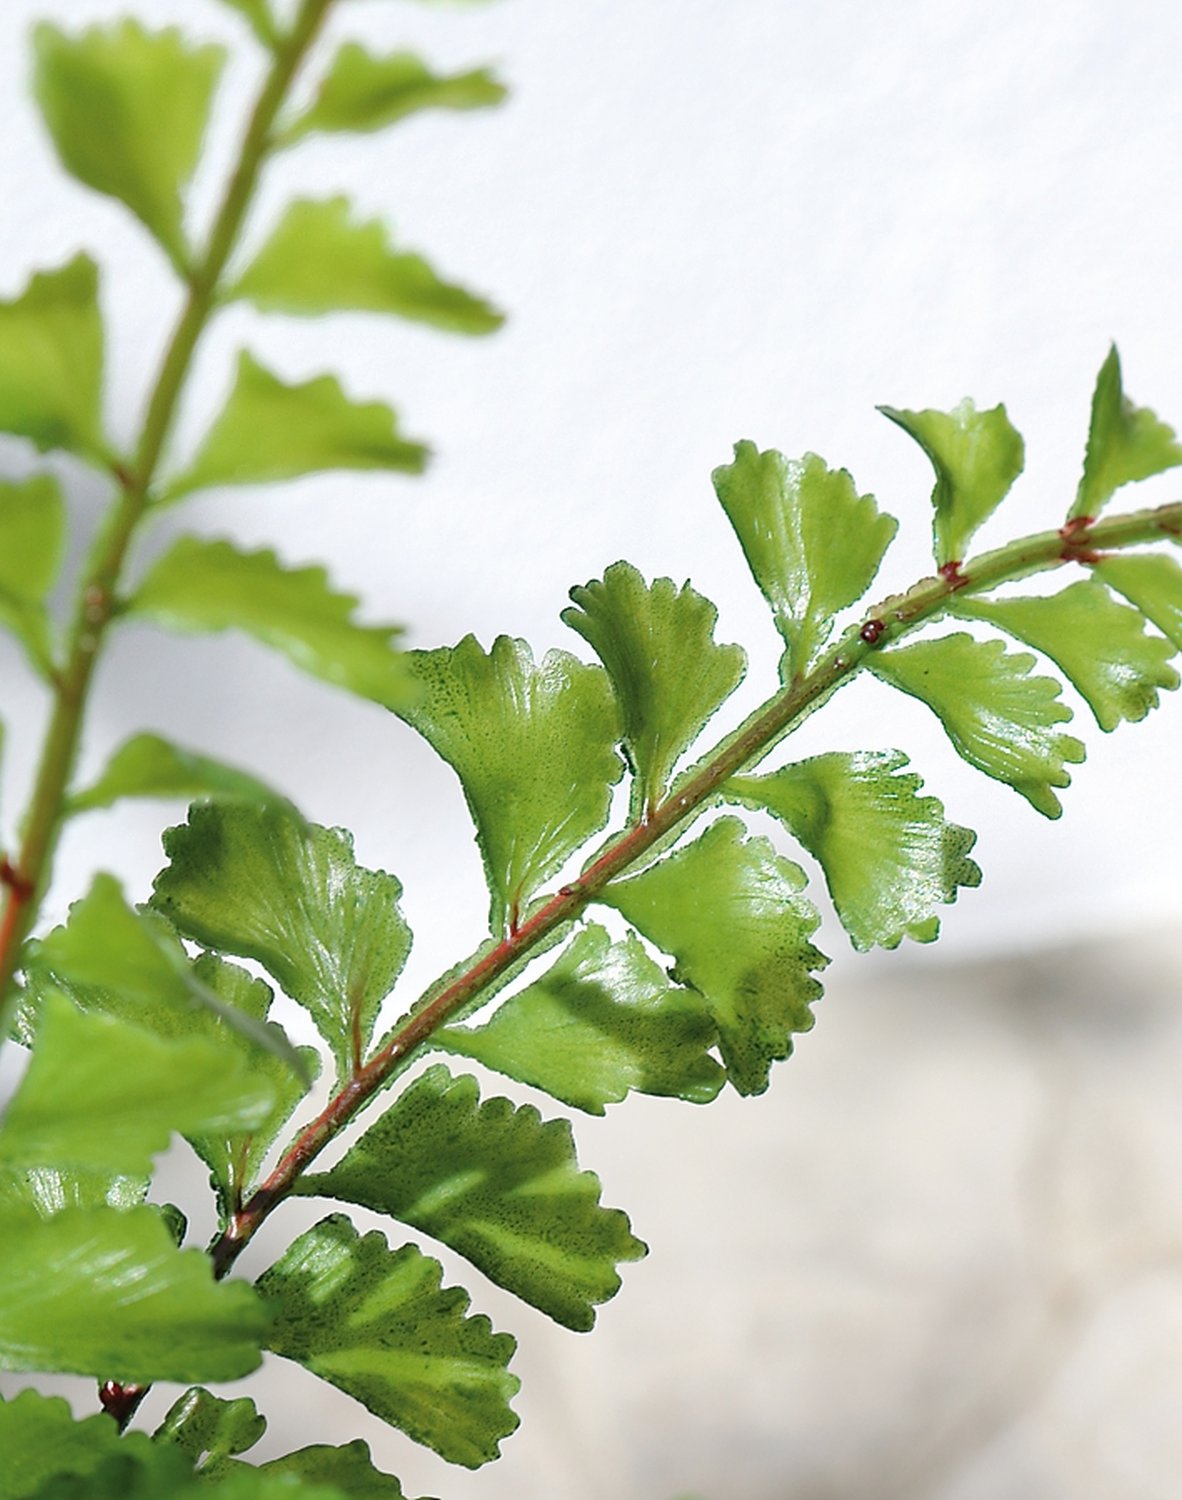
left=1071, top=345, right=1182, bottom=519
left=155, top=1387, right=266, bottom=1473
left=67, top=732, right=286, bottom=814
left=880, top=399, right=1024, bottom=566
left=258, top=1215, right=519, bottom=1467
left=868, top=633, right=1085, bottom=817
left=300, top=1066, right=646, bottom=1330
left=0, top=1165, right=146, bottom=1221
left=728, top=750, right=981, bottom=951
left=563, top=562, right=745, bottom=813
left=438, top=923, right=724, bottom=1112
left=600, top=817, right=827, bottom=1095
left=0, top=474, right=65, bottom=678
left=1097, top=552, right=1182, bottom=650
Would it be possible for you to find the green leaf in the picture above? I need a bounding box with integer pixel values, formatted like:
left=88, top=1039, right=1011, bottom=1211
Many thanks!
left=867, top=633, right=1086, bottom=817
left=599, top=817, right=827, bottom=1096
left=562, top=562, right=745, bottom=815
left=229, top=197, right=502, bottom=334
left=279, top=44, right=505, bottom=144
left=437, top=923, right=724, bottom=1113
left=1072, top=345, right=1182, bottom=520
left=33, top=22, right=224, bottom=271
left=0, top=256, right=107, bottom=462
left=162, top=352, right=427, bottom=501
left=0, top=474, right=65, bottom=679
left=151, top=802, right=411, bottom=1081
left=0, top=1165, right=146, bottom=1221
left=155, top=1387, right=267, bottom=1473
left=399, top=635, right=622, bottom=931
left=299, top=1067, right=646, bottom=1330
left=0, top=1389, right=165, bottom=1500
left=0, top=1204, right=269, bottom=1381
left=258, top=1214, right=519, bottom=1467
left=67, top=732, right=288, bottom=815
left=1096, top=552, right=1182, bottom=650
left=727, top=750, right=981, bottom=951
left=127, top=537, right=415, bottom=709
left=252, top=1443, right=412, bottom=1498
left=215, top=0, right=279, bottom=48
left=711, top=445, right=897, bottom=676
left=880, top=399, right=1024, bottom=567
left=955, top=579, right=1180, bottom=732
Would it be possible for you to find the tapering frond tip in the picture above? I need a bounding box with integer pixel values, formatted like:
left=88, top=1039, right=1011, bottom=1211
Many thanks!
left=1071, top=344, right=1182, bottom=521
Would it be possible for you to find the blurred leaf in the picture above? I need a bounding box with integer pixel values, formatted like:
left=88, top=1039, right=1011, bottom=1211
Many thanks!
left=258, top=1215, right=519, bottom=1467
left=163, top=352, right=427, bottom=501
left=563, top=562, right=745, bottom=814
left=600, top=817, right=827, bottom=1096
left=712, top=445, right=896, bottom=676
left=1071, top=345, right=1182, bottom=519
left=728, top=750, right=981, bottom=951
left=399, top=636, right=622, bottom=931
left=867, top=633, right=1086, bottom=817
left=33, top=21, right=224, bottom=270
left=880, top=399, right=1024, bottom=567
left=0, top=474, right=65, bottom=679
left=1096, top=552, right=1182, bottom=650
left=215, top=0, right=278, bottom=47
left=299, top=1066, right=646, bottom=1330
left=438, top=923, right=724, bottom=1113
left=67, top=732, right=287, bottom=814
left=155, top=1387, right=267, bottom=1473
left=127, top=537, right=416, bottom=709
left=0, top=1389, right=163, bottom=1500
left=230, top=197, right=502, bottom=334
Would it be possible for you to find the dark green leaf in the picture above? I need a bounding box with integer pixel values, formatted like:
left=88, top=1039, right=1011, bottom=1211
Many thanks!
left=880, top=399, right=1024, bottom=566
left=155, top=1387, right=267, bottom=1472
left=1096, top=552, right=1182, bottom=650
left=1072, top=345, right=1182, bottom=520
left=399, top=635, right=622, bottom=931
left=562, top=562, right=745, bottom=815
left=258, top=1214, right=519, bottom=1467
left=599, top=817, right=827, bottom=1096
left=0, top=474, right=65, bottom=679
left=867, top=633, right=1086, bottom=817
left=229, top=197, right=502, bottom=334
left=151, top=802, right=411, bottom=1082
left=437, top=923, right=724, bottom=1113
left=254, top=1443, right=412, bottom=1498
left=28, top=1448, right=349, bottom=1500
left=162, top=352, right=427, bottom=501
left=67, top=732, right=288, bottom=814
left=33, top=22, right=224, bottom=271
left=0, top=1389, right=163, bottom=1500
left=299, top=1067, right=646, bottom=1330
left=711, top=445, right=897, bottom=676
left=727, top=750, right=981, bottom=951
left=127, top=537, right=416, bottom=709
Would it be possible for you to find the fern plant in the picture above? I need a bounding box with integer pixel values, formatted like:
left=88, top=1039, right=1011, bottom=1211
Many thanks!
left=2, top=1, right=1182, bottom=1496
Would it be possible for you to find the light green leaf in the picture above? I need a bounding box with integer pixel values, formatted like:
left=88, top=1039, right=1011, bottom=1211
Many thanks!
left=955, top=579, right=1179, bottom=731
left=298, top=1067, right=646, bottom=1330
left=728, top=750, right=981, bottom=951
left=1096, top=553, right=1182, bottom=650
left=399, top=635, right=622, bottom=931
left=67, top=732, right=288, bottom=815
left=0, top=474, right=65, bottom=679
left=0, top=1204, right=269, bottom=1381
left=163, top=352, right=427, bottom=501
left=229, top=197, right=502, bottom=335
left=279, top=44, right=505, bottom=145
left=127, top=537, right=415, bottom=709
left=155, top=1387, right=267, bottom=1473
left=1072, top=345, right=1182, bottom=520
left=33, top=22, right=224, bottom=271
left=258, top=1215, right=519, bottom=1467
left=711, top=445, right=897, bottom=676
left=252, top=1443, right=412, bottom=1498
left=215, top=0, right=278, bottom=48
left=0, top=256, right=107, bottom=462
left=599, top=817, right=827, bottom=1096
left=0, top=1389, right=166, bottom=1500
left=438, top=923, right=724, bottom=1113
left=30, top=1452, right=352, bottom=1500
left=0, top=1165, right=146, bottom=1221
left=880, top=399, right=1024, bottom=567
left=562, top=562, right=745, bottom=815
left=867, top=633, right=1086, bottom=817
left=151, top=802, right=411, bottom=1082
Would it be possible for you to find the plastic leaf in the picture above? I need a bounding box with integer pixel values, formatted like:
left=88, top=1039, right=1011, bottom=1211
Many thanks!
left=0, top=1204, right=269, bottom=1381
left=399, top=636, right=622, bottom=931
left=229, top=197, right=502, bottom=334
left=711, top=445, right=897, bottom=676
left=1096, top=553, right=1182, bottom=650
left=867, top=633, right=1086, bottom=817
left=437, top=923, right=724, bottom=1113
left=257, top=1215, right=519, bottom=1468
left=0, top=474, right=65, bottom=678
left=33, top=22, right=224, bottom=271
left=67, top=732, right=287, bottom=814
left=299, top=1067, right=646, bottom=1330
left=956, top=579, right=1179, bottom=731
left=1071, top=345, right=1182, bottom=520
left=728, top=750, right=982, bottom=951
left=280, top=44, right=505, bottom=144
left=562, top=562, right=745, bottom=814
left=599, top=817, right=827, bottom=1096
left=155, top=1388, right=267, bottom=1474
left=0, top=1389, right=165, bottom=1500
left=163, top=352, right=427, bottom=501
left=127, top=537, right=415, bottom=709
left=151, top=802, right=411, bottom=1081
left=880, top=399, right=1024, bottom=567
left=0, top=256, right=107, bottom=462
